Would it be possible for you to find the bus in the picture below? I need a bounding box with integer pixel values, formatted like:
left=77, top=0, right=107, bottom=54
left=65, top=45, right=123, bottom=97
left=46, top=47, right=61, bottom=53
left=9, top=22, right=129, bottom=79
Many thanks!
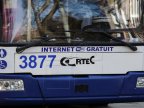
left=0, top=0, right=144, bottom=105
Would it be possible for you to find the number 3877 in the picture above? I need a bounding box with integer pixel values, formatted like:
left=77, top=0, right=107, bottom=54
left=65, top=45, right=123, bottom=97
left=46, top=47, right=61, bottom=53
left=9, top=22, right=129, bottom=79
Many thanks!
left=19, top=55, right=56, bottom=69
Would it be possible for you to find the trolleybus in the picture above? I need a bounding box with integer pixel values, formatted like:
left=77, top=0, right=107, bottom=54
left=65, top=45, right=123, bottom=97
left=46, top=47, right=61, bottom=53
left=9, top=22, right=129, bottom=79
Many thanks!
left=0, top=0, right=144, bottom=105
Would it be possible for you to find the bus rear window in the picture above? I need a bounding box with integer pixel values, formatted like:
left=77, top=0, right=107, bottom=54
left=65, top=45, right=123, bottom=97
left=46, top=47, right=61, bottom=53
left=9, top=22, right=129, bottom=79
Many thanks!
left=0, top=0, right=144, bottom=44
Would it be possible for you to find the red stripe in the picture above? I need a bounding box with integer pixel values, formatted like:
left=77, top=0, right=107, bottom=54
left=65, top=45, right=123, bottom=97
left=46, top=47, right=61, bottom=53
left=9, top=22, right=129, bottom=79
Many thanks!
left=2, top=0, right=17, bottom=42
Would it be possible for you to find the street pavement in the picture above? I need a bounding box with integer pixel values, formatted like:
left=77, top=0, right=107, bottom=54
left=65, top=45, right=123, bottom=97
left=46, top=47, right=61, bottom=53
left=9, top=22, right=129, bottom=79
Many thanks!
left=107, top=103, right=144, bottom=108
left=39, top=102, right=144, bottom=108
left=1, top=102, right=144, bottom=108
left=47, top=103, right=144, bottom=108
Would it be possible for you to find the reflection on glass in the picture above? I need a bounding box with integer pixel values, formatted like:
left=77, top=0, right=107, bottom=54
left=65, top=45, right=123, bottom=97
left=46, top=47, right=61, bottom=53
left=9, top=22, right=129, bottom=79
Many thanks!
left=0, top=0, right=143, bottom=43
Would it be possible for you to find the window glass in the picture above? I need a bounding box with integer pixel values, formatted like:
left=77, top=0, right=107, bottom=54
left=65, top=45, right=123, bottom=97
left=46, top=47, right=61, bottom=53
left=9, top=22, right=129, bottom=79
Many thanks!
left=0, top=0, right=144, bottom=44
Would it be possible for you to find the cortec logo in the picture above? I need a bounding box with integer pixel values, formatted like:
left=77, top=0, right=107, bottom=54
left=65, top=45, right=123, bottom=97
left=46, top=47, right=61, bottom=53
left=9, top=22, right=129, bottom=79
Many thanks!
left=60, top=56, right=95, bottom=66
left=0, top=49, right=7, bottom=58
left=0, top=60, right=7, bottom=69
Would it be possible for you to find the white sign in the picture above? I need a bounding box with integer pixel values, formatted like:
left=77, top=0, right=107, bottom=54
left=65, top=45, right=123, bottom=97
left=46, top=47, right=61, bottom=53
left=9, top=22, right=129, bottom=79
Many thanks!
left=0, top=46, right=144, bottom=75
left=15, top=53, right=103, bottom=75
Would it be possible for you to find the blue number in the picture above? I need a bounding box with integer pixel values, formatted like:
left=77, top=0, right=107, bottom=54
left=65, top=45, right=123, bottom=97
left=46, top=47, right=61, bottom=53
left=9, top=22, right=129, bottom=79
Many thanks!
left=19, top=55, right=56, bottom=69
left=29, top=55, right=37, bottom=68
left=19, top=56, right=27, bottom=69
left=38, top=55, right=46, bottom=68
left=48, top=55, right=56, bottom=68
